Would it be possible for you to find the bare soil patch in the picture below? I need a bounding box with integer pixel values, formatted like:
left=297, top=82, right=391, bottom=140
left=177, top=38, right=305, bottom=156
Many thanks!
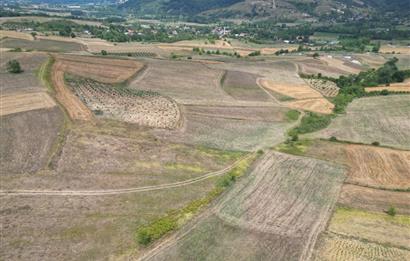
left=338, top=184, right=410, bottom=215
left=0, top=30, right=33, bottom=40
left=380, top=45, right=410, bottom=55
left=0, top=38, right=84, bottom=52
left=222, top=70, right=271, bottom=102
left=0, top=107, right=63, bottom=174
left=284, top=98, right=334, bottom=114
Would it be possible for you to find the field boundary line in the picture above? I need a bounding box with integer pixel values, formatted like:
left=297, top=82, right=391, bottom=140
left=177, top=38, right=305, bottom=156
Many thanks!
left=0, top=154, right=253, bottom=197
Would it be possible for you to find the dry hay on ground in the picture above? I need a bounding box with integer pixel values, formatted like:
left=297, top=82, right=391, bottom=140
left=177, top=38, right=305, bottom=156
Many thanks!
left=316, top=95, right=410, bottom=149
left=296, top=58, right=357, bottom=78
left=338, top=184, right=410, bottom=215
left=86, top=41, right=166, bottom=56
left=326, top=207, right=410, bottom=250
left=0, top=92, right=55, bottom=116
left=144, top=151, right=345, bottom=261
left=0, top=30, right=33, bottom=40
left=315, top=232, right=410, bottom=261
left=152, top=105, right=291, bottom=151
left=304, top=78, right=339, bottom=97
left=305, top=140, right=410, bottom=190
left=55, top=55, right=144, bottom=83
left=353, top=53, right=386, bottom=68
left=258, top=78, right=334, bottom=114
left=130, top=59, right=231, bottom=104
left=66, top=77, right=180, bottom=129
left=284, top=98, right=334, bottom=114
left=0, top=107, right=63, bottom=174
left=0, top=37, right=84, bottom=52
left=221, top=71, right=271, bottom=102
left=380, top=45, right=410, bottom=55
left=320, top=56, right=364, bottom=74
left=0, top=52, right=47, bottom=94
left=365, top=79, right=410, bottom=93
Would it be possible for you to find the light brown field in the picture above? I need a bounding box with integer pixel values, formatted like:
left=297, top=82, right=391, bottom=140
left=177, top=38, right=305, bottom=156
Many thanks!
left=380, top=45, right=410, bottom=54
left=320, top=56, right=363, bottom=74
left=365, top=79, right=410, bottom=93
left=339, top=184, right=410, bottom=215
left=0, top=30, right=33, bottom=40
left=141, top=151, right=345, bottom=261
left=315, top=232, right=410, bottom=261
left=0, top=92, right=56, bottom=116
left=258, top=78, right=334, bottom=114
left=305, top=140, right=410, bottom=190
left=284, top=98, right=334, bottom=114
left=55, top=55, right=144, bottom=83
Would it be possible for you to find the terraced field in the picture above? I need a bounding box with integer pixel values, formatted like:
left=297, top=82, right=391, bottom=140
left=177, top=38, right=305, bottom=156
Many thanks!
left=316, top=95, right=410, bottom=149
left=141, top=151, right=345, bottom=261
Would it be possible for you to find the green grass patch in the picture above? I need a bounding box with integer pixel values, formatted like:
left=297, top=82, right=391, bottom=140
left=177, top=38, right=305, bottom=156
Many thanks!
left=276, top=139, right=312, bottom=156
left=165, top=163, right=205, bottom=173
left=37, top=55, right=55, bottom=94
left=136, top=154, right=257, bottom=246
left=285, top=109, right=301, bottom=122
left=289, top=112, right=333, bottom=135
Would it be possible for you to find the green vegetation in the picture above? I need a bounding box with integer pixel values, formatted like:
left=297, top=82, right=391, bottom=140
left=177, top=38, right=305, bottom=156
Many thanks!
left=101, top=50, right=108, bottom=55
left=248, top=50, right=261, bottom=57
left=136, top=154, right=256, bottom=246
left=289, top=112, right=332, bottom=135
left=6, top=60, right=23, bottom=73
left=285, top=110, right=301, bottom=122
left=387, top=206, right=397, bottom=217
left=276, top=139, right=311, bottom=156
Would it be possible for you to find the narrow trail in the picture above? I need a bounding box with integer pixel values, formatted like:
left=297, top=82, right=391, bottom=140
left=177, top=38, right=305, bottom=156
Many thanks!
left=0, top=154, right=253, bottom=197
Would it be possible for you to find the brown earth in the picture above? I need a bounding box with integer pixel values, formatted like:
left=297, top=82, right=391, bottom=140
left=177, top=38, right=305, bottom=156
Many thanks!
left=0, top=30, right=34, bottom=40
left=380, top=45, right=410, bottom=55
left=365, top=79, right=410, bottom=93
left=0, top=92, right=56, bottom=116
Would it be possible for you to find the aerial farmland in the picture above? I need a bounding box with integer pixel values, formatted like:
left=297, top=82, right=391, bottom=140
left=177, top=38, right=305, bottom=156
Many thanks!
left=0, top=7, right=409, bottom=261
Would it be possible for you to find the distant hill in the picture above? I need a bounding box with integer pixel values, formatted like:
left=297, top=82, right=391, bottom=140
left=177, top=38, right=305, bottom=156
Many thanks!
left=120, top=0, right=410, bottom=20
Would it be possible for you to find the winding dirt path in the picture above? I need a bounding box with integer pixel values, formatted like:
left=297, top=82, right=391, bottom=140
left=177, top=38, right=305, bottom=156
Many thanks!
left=0, top=154, right=253, bottom=197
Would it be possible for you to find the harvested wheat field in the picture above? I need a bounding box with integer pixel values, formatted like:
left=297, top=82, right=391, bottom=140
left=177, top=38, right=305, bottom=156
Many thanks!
left=365, top=79, right=410, bottom=93
left=131, top=59, right=230, bottom=104
left=0, top=92, right=56, bottom=116
left=296, top=58, right=358, bottom=77
left=316, top=95, right=410, bottom=149
left=0, top=38, right=85, bottom=52
left=304, top=78, right=339, bottom=97
left=141, top=151, right=345, bottom=261
left=305, top=140, right=410, bottom=190
left=55, top=55, right=144, bottom=83
left=65, top=76, right=180, bottom=128
left=0, top=107, right=63, bottom=174
left=0, top=30, right=34, bottom=40
left=152, top=105, right=291, bottom=151
left=0, top=52, right=48, bottom=93
left=338, top=184, right=410, bottom=215
left=284, top=98, right=334, bottom=114
left=380, top=45, right=410, bottom=54
left=327, top=207, right=410, bottom=249
left=315, top=232, right=410, bottom=261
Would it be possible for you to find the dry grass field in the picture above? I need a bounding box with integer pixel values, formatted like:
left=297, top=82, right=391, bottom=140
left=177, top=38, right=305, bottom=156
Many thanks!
left=338, top=184, right=410, bottom=215
left=131, top=59, right=230, bottom=104
left=152, top=105, right=291, bottom=151
left=0, top=117, right=247, bottom=260
left=66, top=76, right=181, bottom=128
left=365, top=79, right=410, bottom=93
left=316, top=95, right=410, bottom=149
left=0, top=52, right=48, bottom=93
left=0, top=37, right=85, bottom=52
left=314, top=207, right=410, bottom=261
left=0, top=30, right=34, bottom=40
left=141, top=151, right=345, bottom=261
left=305, top=140, right=410, bottom=190
left=0, top=92, right=56, bottom=116
left=296, top=57, right=362, bottom=77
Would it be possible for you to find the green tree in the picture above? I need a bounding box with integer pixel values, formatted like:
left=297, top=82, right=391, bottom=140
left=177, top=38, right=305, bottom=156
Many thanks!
left=6, top=60, right=22, bottom=73
left=387, top=206, right=396, bottom=216
left=101, top=50, right=108, bottom=55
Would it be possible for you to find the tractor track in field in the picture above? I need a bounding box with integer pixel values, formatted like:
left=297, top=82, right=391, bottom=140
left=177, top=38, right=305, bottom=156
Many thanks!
left=0, top=154, right=254, bottom=197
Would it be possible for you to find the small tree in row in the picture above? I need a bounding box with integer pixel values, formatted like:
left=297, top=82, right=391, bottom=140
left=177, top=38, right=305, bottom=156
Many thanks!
left=6, top=60, right=23, bottom=74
